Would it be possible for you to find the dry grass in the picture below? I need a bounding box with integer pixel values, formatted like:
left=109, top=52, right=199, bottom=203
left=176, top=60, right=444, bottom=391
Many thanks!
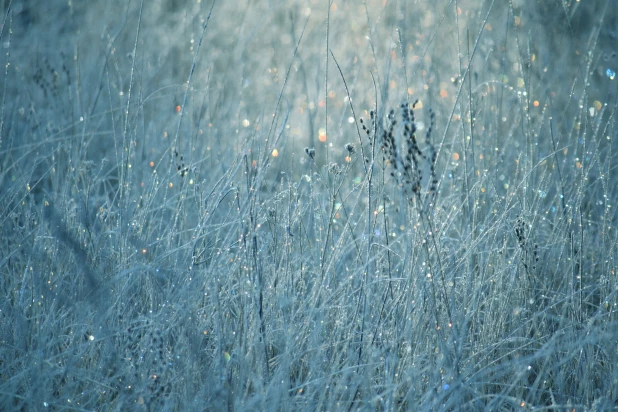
left=1, top=0, right=617, bottom=410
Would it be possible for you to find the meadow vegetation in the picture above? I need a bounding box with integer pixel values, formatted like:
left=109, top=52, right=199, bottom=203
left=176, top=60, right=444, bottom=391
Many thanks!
left=1, top=0, right=617, bottom=410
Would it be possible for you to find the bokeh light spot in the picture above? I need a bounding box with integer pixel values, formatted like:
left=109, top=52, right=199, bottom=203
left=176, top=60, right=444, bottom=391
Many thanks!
left=593, top=100, right=602, bottom=111
left=318, top=128, right=327, bottom=142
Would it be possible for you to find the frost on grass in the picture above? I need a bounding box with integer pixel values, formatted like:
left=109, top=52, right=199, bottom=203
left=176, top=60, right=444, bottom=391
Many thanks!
left=1, top=0, right=617, bottom=410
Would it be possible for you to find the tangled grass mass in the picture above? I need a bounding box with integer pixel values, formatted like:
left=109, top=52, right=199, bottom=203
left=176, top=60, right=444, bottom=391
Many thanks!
left=1, top=0, right=618, bottom=410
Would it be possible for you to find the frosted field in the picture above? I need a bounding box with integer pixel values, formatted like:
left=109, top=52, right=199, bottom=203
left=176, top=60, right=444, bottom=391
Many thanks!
left=1, top=0, right=617, bottom=410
